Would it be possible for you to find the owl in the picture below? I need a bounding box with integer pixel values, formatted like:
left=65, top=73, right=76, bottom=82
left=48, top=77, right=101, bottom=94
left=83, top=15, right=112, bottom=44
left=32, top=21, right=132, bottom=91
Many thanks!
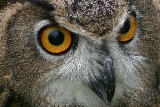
left=0, top=0, right=160, bottom=107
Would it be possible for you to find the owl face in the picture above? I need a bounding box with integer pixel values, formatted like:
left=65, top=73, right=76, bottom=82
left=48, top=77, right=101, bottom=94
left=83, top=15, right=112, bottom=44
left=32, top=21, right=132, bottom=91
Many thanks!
left=0, top=0, right=160, bottom=107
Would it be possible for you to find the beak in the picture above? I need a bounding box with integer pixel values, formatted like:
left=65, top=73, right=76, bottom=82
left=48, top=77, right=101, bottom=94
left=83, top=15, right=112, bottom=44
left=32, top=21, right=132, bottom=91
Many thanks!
left=89, top=56, right=116, bottom=104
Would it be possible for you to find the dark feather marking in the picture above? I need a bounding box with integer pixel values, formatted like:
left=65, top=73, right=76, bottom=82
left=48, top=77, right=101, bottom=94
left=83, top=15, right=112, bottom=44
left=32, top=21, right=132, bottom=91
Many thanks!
left=4, top=0, right=54, bottom=10
left=0, top=0, right=8, bottom=9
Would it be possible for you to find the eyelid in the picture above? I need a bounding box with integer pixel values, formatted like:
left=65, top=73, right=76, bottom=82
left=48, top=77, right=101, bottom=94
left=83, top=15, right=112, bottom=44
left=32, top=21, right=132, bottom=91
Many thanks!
left=34, top=20, right=52, bottom=33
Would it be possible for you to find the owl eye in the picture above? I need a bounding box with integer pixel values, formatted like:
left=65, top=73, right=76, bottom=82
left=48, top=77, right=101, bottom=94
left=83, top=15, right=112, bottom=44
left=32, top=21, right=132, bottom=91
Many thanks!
left=39, top=26, right=72, bottom=54
left=118, top=14, right=137, bottom=42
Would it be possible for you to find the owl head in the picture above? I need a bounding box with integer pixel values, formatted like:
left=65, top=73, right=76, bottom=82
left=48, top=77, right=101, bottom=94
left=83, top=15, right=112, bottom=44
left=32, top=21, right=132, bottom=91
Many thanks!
left=0, top=0, right=160, bottom=107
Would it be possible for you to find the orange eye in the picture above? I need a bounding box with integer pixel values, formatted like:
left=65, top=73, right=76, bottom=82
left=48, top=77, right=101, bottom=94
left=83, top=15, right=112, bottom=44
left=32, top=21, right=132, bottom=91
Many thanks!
left=40, top=26, right=72, bottom=54
left=118, top=14, right=137, bottom=42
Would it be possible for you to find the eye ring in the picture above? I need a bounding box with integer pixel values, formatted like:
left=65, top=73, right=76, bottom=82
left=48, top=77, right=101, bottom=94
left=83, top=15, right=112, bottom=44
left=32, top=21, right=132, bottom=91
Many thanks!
left=118, top=14, right=137, bottom=42
left=39, top=25, right=72, bottom=54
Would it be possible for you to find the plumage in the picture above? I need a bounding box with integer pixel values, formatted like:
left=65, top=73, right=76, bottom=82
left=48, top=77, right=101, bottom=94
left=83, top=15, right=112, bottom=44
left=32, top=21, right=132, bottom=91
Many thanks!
left=0, top=0, right=160, bottom=107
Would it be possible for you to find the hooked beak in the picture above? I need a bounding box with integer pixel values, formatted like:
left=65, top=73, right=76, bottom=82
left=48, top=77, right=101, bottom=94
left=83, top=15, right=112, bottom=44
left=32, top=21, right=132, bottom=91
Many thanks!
left=89, top=56, right=116, bottom=104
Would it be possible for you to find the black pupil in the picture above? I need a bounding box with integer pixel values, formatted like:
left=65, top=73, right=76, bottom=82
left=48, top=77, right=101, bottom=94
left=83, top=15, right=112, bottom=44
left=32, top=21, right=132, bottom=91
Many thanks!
left=48, top=30, right=64, bottom=46
left=119, top=18, right=130, bottom=34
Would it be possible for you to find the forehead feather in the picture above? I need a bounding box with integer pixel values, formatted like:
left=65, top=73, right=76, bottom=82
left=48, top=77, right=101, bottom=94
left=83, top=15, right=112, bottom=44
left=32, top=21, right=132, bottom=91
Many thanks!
left=51, top=0, right=128, bottom=35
